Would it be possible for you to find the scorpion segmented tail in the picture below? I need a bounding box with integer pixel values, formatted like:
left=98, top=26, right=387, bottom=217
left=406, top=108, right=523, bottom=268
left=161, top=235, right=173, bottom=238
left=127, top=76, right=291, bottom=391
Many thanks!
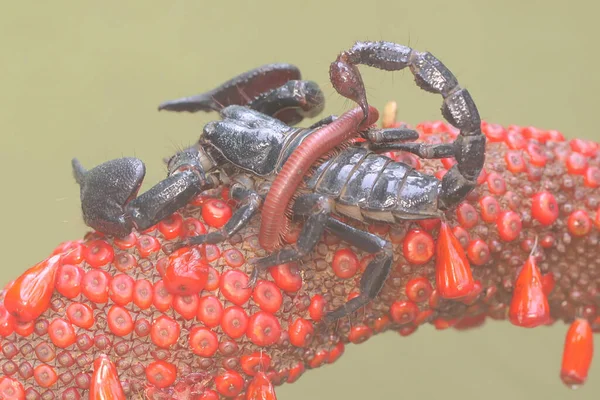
left=258, top=106, right=379, bottom=251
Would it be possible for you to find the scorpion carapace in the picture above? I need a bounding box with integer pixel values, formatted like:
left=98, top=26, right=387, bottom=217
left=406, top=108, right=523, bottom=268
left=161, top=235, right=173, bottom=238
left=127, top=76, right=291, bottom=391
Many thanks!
left=72, top=41, right=485, bottom=324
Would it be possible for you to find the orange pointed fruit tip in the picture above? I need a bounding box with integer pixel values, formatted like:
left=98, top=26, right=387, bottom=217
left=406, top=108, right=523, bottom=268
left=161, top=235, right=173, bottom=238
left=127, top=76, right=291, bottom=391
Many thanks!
left=90, top=354, right=126, bottom=399
left=435, top=222, right=474, bottom=299
left=382, top=101, right=398, bottom=129
left=3, top=254, right=61, bottom=322
left=508, top=255, right=550, bottom=328
left=560, top=319, right=594, bottom=389
left=246, top=372, right=277, bottom=400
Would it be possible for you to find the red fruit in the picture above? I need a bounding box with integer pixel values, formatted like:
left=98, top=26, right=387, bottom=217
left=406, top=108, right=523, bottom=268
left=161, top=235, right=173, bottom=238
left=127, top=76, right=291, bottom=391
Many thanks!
left=389, top=300, right=418, bottom=324
left=241, top=352, right=272, bottom=376
left=531, top=192, right=559, bottom=226
left=247, top=311, right=282, bottom=346
left=327, top=341, right=345, bottom=364
left=158, top=213, right=183, bottom=240
left=405, top=277, right=433, bottom=303
left=136, top=235, right=161, bottom=258
left=568, top=210, right=592, bottom=237
left=189, top=326, right=219, bottom=357
left=55, top=264, right=83, bottom=299
left=269, top=263, right=302, bottom=292
left=202, top=198, right=233, bottom=228
left=504, top=150, right=526, bottom=173
left=66, top=303, right=95, bottom=329
left=496, top=211, right=522, bottom=242
left=223, top=248, right=245, bottom=268
left=48, top=318, right=76, bottom=348
left=435, top=222, right=474, bottom=299
left=467, top=239, right=491, bottom=266
left=150, top=315, right=180, bottom=348
left=348, top=324, right=373, bottom=344
left=113, top=252, right=137, bottom=272
left=526, top=142, right=547, bottom=166
left=584, top=166, right=600, bottom=188
left=509, top=256, right=550, bottom=328
left=403, top=229, right=434, bottom=265
left=82, top=269, right=111, bottom=303
left=308, top=294, right=325, bottom=321
left=163, top=247, right=209, bottom=296
left=33, top=364, right=58, bottom=388
left=246, top=372, right=277, bottom=400
left=133, top=279, right=153, bottom=309
left=220, top=270, right=252, bottom=306
left=214, top=370, right=244, bottom=397
left=0, top=376, right=25, bottom=399
left=486, top=172, right=507, bottom=195
left=205, top=266, right=220, bottom=291
left=456, top=202, right=479, bottom=229
left=253, top=280, right=283, bottom=314
left=4, top=254, right=60, bottom=322
left=89, top=355, right=126, bottom=399
left=113, top=233, right=137, bottom=250
left=107, top=305, right=134, bottom=337
left=145, top=360, right=177, bottom=389
left=566, top=151, right=587, bottom=175
left=331, top=248, right=359, bottom=279
left=173, top=294, right=199, bottom=320
left=288, top=318, right=314, bottom=348
left=197, top=295, right=224, bottom=328
left=561, top=319, right=594, bottom=388
left=84, top=240, right=114, bottom=268
left=109, top=274, right=134, bottom=306
left=479, top=195, right=500, bottom=223
left=221, top=306, right=249, bottom=339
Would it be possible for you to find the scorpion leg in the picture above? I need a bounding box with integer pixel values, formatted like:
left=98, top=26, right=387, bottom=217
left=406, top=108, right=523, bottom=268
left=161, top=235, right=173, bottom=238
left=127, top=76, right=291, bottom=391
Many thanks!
left=173, top=184, right=261, bottom=248
left=363, top=127, right=419, bottom=144
left=320, top=217, right=394, bottom=324
left=330, top=41, right=485, bottom=209
left=248, top=194, right=333, bottom=286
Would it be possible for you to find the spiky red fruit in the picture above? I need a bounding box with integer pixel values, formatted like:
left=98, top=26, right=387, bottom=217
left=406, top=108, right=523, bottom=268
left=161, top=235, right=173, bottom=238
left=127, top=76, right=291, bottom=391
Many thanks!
left=89, top=355, right=126, bottom=399
left=509, top=255, right=550, bottom=328
left=435, top=222, right=474, bottom=299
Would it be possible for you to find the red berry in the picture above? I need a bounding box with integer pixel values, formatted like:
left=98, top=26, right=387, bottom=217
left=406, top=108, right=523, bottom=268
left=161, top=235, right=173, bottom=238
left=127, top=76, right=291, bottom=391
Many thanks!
left=584, top=166, right=600, bottom=188
left=66, top=303, right=95, bottom=329
left=479, top=195, right=500, bottom=223
left=150, top=315, right=180, bottom=348
left=84, top=240, right=114, bottom=268
left=189, top=326, right=219, bottom=357
left=214, top=370, right=244, bottom=397
left=246, top=372, right=277, bottom=400
left=221, top=306, right=249, bottom=339
left=456, top=202, right=479, bottom=229
left=467, top=239, right=491, bottom=266
left=173, top=294, right=199, bottom=320
left=33, top=364, right=58, bottom=388
left=348, top=324, right=373, bottom=344
left=90, top=355, right=126, bottom=399
left=55, top=264, right=83, bottom=299
left=504, top=150, right=526, bottom=173
left=403, top=229, right=434, bottom=265
left=136, top=235, right=161, bottom=258
left=220, top=270, right=252, bottom=306
left=390, top=300, right=418, bottom=325
left=526, top=142, right=547, bottom=166
left=113, top=233, right=137, bottom=250
left=4, top=254, right=60, bottom=322
left=496, top=211, right=522, bottom=242
left=0, top=376, right=25, bottom=400
left=247, top=311, right=282, bottom=346
left=183, top=217, right=207, bottom=237
left=270, top=263, right=302, bottom=292
left=288, top=317, right=314, bottom=347
left=509, top=256, right=550, bottom=328
left=308, top=294, right=325, bottom=321
left=202, top=198, right=233, bottom=228
left=145, top=360, right=177, bottom=389
left=486, top=172, right=507, bottom=195
left=163, top=247, right=209, bottom=296
left=331, top=248, right=359, bottom=279
left=568, top=210, right=592, bottom=237
left=252, top=280, right=283, bottom=314
left=113, top=252, right=137, bottom=272
left=531, top=192, right=559, bottom=226
left=48, top=318, right=76, bottom=348
left=197, top=295, right=224, bottom=328
left=223, top=248, right=245, bottom=268
left=436, top=222, right=474, bottom=299
left=107, top=305, right=134, bottom=337
left=0, top=305, right=16, bottom=337
left=158, top=213, right=183, bottom=240
left=133, top=279, right=153, bottom=310
left=109, top=274, right=134, bottom=306
left=566, top=152, right=587, bottom=174
left=81, top=269, right=110, bottom=303
left=241, top=352, right=272, bottom=376
left=560, top=319, right=593, bottom=388
left=405, top=277, right=433, bottom=303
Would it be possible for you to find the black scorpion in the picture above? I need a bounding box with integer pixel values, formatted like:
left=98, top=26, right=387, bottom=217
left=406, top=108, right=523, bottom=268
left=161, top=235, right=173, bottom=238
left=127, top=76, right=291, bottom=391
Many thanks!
left=73, top=42, right=485, bottom=323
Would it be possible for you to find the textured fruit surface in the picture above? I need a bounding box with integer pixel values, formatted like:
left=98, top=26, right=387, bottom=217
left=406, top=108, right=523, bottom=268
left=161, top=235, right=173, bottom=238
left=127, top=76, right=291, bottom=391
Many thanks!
left=1, top=112, right=599, bottom=398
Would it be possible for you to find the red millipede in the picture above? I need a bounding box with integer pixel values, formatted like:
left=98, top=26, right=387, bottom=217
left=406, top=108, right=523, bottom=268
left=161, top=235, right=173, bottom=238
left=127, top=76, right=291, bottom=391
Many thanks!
left=258, top=106, right=379, bottom=251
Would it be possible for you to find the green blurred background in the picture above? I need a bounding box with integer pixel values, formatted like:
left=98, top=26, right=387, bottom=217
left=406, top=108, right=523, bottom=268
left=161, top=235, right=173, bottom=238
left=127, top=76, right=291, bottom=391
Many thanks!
left=1, top=1, right=598, bottom=399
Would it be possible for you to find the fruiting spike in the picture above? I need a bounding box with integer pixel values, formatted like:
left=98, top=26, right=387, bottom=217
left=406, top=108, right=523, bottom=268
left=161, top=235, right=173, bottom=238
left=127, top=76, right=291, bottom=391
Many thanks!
left=561, top=319, right=594, bottom=389
left=435, top=222, right=474, bottom=299
left=509, top=255, right=550, bottom=328
left=246, top=372, right=277, bottom=400
left=3, top=254, right=60, bottom=322
left=89, top=354, right=126, bottom=399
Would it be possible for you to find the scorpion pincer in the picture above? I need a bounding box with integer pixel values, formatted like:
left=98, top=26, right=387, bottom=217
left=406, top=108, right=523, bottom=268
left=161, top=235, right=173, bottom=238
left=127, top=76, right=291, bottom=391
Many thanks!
left=72, top=42, right=485, bottom=324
